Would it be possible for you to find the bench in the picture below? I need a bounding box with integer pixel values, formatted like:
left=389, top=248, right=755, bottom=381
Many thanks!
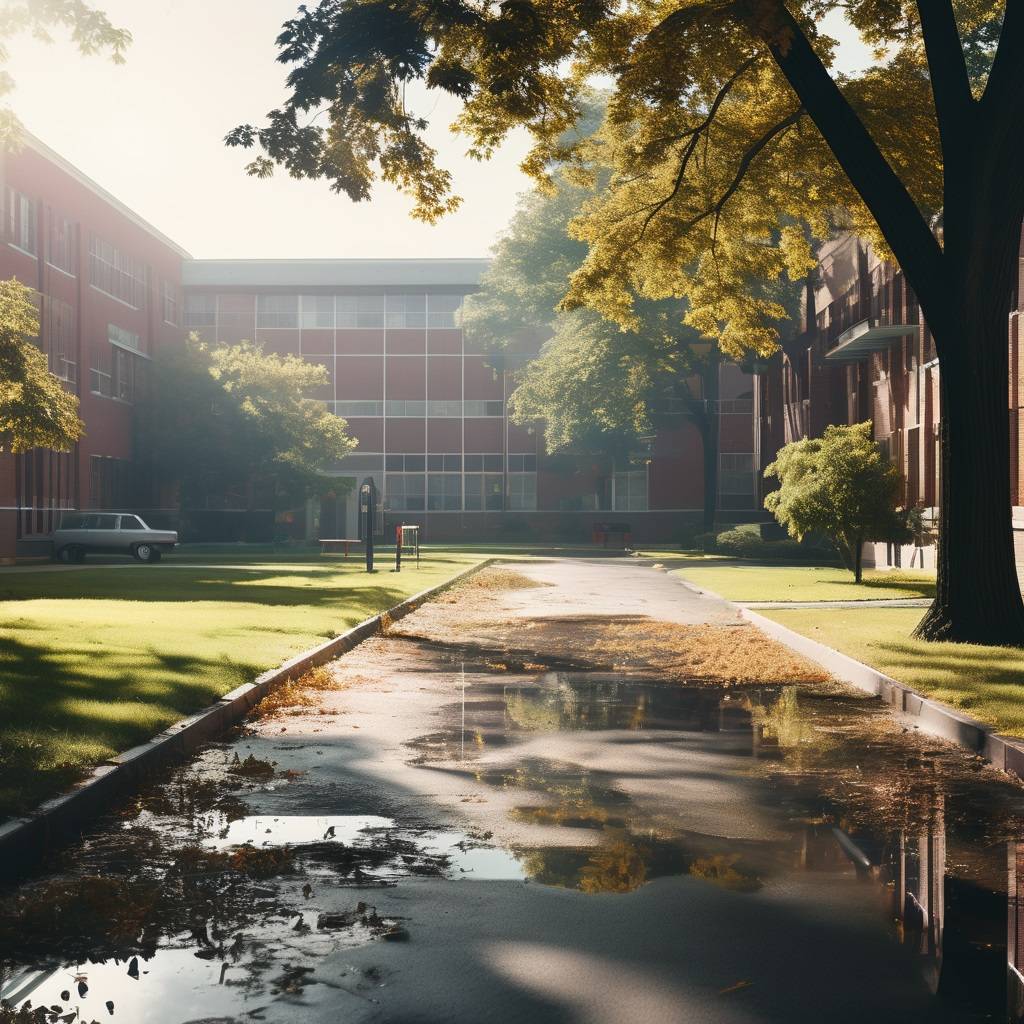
left=319, top=538, right=363, bottom=557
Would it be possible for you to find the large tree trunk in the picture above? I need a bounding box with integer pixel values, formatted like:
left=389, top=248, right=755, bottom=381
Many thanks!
left=913, top=295, right=1024, bottom=645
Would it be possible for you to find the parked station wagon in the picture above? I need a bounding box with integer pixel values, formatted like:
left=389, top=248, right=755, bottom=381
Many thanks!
left=52, top=513, right=178, bottom=563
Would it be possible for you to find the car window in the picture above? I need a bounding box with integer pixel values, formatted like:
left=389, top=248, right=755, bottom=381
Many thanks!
left=59, top=514, right=85, bottom=530
left=119, top=516, right=145, bottom=530
left=94, top=515, right=118, bottom=530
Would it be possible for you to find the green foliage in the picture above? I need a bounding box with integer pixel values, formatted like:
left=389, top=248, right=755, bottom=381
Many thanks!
left=227, top=0, right=1008, bottom=354
left=0, top=278, right=82, bottom=453
left=137, top=335, right=356, bottom=512
left=764, top=422, right=903, bottom=579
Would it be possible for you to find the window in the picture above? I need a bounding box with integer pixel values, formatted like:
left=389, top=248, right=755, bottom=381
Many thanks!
left=428, top=294, right=463, bottom=329
left=386, top=474, right=425, bottom=511
left=119, top=515, right=145, bottom=530
left=428, top=474, right=461, bottom=510
left=41, top=295, right=76, bottom=384
left=464, top=453, right=503, bottom=472
left=464, top=399, right=504, bottom=417
left=463, top=473, right=504, bottom=511
left=386, top=293, right=426, bottom=329
left=336, top=294, right=385, bottom=328
left=45, top=210, right=76, bottom=275
left=427, top=399, right=462, bottom=417
left=162, top=281, right=179, bottom=325
left=613, top=469, right=648, bottom=511
left=508, top=453, right=537, bottom=472
left=256, top=294, right=299, bottom=328
left=7, top=188, right=36, bottom=255
left=301, top=295, right=335, bottom=329
left=508, top=473, right=537, bottom=510
left=184, top=293, right=216, bottom=328
left=427, top=454, right=462, bottom=471
left=113, top=346, right=135, bottom=402
left=334, top=400, right=384, bottom=417
left=88, top=235, right=146, bottom=308
left=719, top=453, right=756, bottom=496
left=385, top=400, right=426, bottom=417
left=386, top=454, right=426, bottom=472
left=89, top=456, right=132, bottom=509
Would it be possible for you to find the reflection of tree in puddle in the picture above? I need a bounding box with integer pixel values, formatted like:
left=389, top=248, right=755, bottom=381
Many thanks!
left=514, top=831, right=761, bottom=895
left=503, top=680, right=648, bottom=732
left=689, top=854, right=762, bottom=892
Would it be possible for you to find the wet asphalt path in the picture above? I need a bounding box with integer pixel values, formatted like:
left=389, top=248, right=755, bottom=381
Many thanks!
left=2, top=558, right=1021, bottom=1024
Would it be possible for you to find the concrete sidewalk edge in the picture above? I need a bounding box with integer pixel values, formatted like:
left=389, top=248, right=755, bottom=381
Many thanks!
left=677, top=576, right=1024, bottom=778
left=0, top=557, right=495, bottom=871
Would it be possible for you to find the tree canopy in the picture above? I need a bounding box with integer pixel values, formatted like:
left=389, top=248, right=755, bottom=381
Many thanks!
left=227, top=0, right=1013, bottom=351
left=137, top=335, right=356, bottom=514
left=0, top=279, right=83, bottom=453
left=764, top=422, right=904, bottom=582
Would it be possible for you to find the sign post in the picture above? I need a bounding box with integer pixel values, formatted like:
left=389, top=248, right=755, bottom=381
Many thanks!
left=359, top=481, right=374, bottom=572
left=395, top=522, right=402, bottom=572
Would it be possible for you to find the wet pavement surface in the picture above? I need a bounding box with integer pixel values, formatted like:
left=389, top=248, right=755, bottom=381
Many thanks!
left=4, top=559, right=1024, bottom=1023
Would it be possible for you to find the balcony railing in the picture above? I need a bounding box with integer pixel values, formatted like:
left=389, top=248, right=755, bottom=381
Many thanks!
left=816, top=264, right=919, bottom=360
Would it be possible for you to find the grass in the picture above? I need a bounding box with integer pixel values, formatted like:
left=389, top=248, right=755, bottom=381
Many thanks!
left=761, top=606, right=1024, bottom=735
left=674, top=563, right=936, bottom=602
left=0, top=550, right=485, bottom=817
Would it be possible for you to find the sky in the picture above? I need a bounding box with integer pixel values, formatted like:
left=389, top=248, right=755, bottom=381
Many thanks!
left=4, top=1, right=872, bottom=261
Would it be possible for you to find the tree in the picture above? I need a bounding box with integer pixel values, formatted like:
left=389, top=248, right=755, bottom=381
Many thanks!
left=764, top=422, right=904, bottom=583
left=0, top=278, right=82, bottom=453
left=228, top=0, right=1024, bottom=645
left=136, top=335, right=356, bottom=525
left=464, top=174, right=741, bottom=532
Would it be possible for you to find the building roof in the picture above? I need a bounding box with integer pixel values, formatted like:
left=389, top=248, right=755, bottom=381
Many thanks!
left=22, top=131, right=193, bottom=260
left=182, top=258, right=490, bottom=289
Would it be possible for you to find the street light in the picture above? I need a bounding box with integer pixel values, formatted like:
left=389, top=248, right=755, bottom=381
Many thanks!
left=359, top=480, right=374, bottom=572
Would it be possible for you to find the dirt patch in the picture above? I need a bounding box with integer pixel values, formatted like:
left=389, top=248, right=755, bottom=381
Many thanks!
left=434, top=567, right=548, bottom=603
left=252, top=664, right=348, bottom=719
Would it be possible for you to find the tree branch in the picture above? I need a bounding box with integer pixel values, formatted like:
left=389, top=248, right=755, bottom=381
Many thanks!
left=741, top=1, right=946, bottom=315
left=917, top=0, right=974, bottom=168
left=633, top=55, right=760, bottom=241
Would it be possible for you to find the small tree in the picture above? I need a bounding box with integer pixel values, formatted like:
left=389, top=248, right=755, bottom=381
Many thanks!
left=137, top=335, right=356, bottom=526
left=764, top=423, right=903, bottom=583
left=0, top=279, right=83, bottom=452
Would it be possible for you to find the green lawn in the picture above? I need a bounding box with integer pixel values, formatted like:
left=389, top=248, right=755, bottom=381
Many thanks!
left=675, top=563, right=936, bottom=602
left=761, top=606, right=1024, bottom=735
left=0, top=550, right=485, bottom=817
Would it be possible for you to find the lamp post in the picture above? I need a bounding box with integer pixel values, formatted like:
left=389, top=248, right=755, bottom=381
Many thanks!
left=359, top=481, right=374, bottom=572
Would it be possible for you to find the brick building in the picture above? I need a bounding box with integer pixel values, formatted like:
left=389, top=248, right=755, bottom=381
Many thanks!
left=757, top=232, right=1024, bottom=569
left=0, top=133, right=189, bottom=559
left=0, top=133, right=761, bottom=555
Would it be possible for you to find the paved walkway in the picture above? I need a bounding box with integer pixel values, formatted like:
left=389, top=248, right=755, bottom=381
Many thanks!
left=3, top=558, right=1011, bottom=1024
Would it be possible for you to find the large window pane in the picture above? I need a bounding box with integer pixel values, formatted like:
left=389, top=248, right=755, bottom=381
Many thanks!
left=427, top=474, right=461, bottom=510
left=256, top=294, right=299, bottom=328
left=508, top=473, right=537, bottom=510
left=336, top=294, right=384, bottom=328
left=613, top=470, right=648, bottom=511
left=386, top=473, right=425, bottom=511
left=427, top=294, right=463, bottom=329
left=301, top=295, right=335, bottom=328
left=386, top=294, right=426, bottom=329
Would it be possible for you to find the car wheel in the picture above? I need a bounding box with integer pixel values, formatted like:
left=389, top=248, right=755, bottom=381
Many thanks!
left=135, top=543, right=161, bottom=563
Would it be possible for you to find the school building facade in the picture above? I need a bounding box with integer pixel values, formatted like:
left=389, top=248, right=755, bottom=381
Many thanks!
left=0, top=132, right=761, bottom=555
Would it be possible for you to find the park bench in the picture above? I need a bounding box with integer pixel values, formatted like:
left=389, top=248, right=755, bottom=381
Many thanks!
left=318, top=538, right=363, bottom=557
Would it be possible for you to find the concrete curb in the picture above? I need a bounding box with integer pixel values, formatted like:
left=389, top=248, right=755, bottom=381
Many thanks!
left=678, top=576, right=1024, bottom=777
left=0, top=557, right=495, bottom=872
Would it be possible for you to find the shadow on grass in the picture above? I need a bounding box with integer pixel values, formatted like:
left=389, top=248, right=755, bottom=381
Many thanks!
left=0, top=568, right=438, bottom=608
left=0, top=631, right=267, bottom=818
